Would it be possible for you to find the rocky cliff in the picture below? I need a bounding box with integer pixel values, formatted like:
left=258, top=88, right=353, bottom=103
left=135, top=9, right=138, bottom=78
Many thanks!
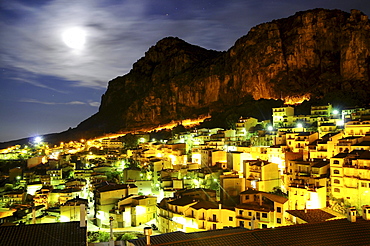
left=76, top=8, right=370, bottom=137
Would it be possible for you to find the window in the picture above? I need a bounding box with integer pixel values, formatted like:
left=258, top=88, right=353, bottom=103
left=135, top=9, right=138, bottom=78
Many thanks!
left=262, top=213, right=268, bottom=218
left=333, top=160, right=339, bottom=164
left=248, top=212, right=252, bottom=216
left=276, top=207, right=282, bottom=213
left=245, top=195, right=249, bottom=200
left=240, top=221, right=244, bottom=227
left=333, top=170, right=340, bottom=174
left=334, top=188, right=340, bottom=192
left=262, top=224, right=268, bottom=229
left=277, top=218, right=281, bottom=224
left=239, top=210, right=243, bottom=215
left=334, top=179, right=340, bottom=184
left=229, top=216, right=233, bottom=221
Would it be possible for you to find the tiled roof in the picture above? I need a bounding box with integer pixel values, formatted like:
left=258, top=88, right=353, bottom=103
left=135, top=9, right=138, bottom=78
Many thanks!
left=358, top=151, right=370, bottom=160
left=332, top=153, right=349, bottom=158
left=96, top=183, right=137, bottom=192
left=190, top=200, right=219, bottom=210
left=311, top=160, right=329, bottom=168
left=0, top=221, right=87, bottom=246
left=353, top=141, right=370, bottom=146
left=286, top=209, right=336, bottom=223
left=168, top=196, right=197, bottom=206
left=129, top=218, right=370, bottom=246
left=262, top=193, right=288, bottom=204
left=239, top=190, right=288, bottom=204
left=129, top=227, right=249, bottom=246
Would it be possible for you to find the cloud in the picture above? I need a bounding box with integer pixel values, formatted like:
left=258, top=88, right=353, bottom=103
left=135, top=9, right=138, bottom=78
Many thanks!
left=88, top=101, right=100, bottom=107
left=1, top=0, right=370, bottom=90
left=20, top=98, right=89, bottom=106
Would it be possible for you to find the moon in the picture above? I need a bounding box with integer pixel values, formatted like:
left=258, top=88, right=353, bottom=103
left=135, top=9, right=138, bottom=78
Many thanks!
left=62, top=27, right=86, bottom=49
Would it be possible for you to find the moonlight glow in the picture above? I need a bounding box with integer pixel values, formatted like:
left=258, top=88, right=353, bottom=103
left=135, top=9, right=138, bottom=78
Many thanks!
left=62, top=27, right=86, bottom=49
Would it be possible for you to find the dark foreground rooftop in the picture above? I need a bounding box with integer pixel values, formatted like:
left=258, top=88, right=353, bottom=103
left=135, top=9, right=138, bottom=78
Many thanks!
left=0, top=221, right=87, bottom=246
left=129, top=217, right=370, bottom=246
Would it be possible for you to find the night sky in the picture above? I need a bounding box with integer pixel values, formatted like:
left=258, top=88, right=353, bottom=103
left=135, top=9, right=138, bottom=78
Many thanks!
left=1, top=0, right=370, bottom=143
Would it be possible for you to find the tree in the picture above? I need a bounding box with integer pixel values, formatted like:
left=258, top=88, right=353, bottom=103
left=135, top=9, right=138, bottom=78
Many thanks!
left=117, top=233, right=137, bottom=242
left=87, top=231, right=111, bottom=243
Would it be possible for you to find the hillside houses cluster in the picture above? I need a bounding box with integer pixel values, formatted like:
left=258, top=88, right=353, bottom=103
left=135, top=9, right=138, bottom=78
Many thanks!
left=1, top=103, right=370, bottom=235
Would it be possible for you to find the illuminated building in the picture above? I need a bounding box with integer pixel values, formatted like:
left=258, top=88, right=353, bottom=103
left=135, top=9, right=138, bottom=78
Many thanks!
left=46, top=169, right=63, bottom=186
left=236, top=189, right=288, bottom=229
left=101, top=138, right=124, bottom=149
left=110, top=195, right=157, bottom=228
left=157, top=196, right=235, bottom=233
left=60, top=197, right=88, bottom=222
left=344, top=120, right=370, bottom=136
left=235, top=117, right=258, bottom=142
left=272, top=106, right=294, bottom=127
left=220, top=174, right=246, bottom=202
left=330, top=150, right=370, bottom=209
left=243, top=160, right=280, bottom=192
left=310, top=104, right=333, bottom=117
left=286, top=132, right=318, bottom=153
left=33, top=188, right=51, bottom=209
left=94, top=183, right=138, bottom=227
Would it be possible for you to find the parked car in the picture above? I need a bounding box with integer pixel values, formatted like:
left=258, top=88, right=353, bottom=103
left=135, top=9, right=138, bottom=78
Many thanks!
left=151, top=224, right=158, bottom=230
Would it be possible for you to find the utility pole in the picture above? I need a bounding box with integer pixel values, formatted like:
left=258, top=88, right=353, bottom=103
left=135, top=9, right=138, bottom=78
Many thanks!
left=109, top=216, right=114, bottom=246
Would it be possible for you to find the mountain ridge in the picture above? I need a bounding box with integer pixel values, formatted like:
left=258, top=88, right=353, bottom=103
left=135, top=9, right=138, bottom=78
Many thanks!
left=1, top=8, right=370, bottom=147
left=76, top=8, right=369, bottom=136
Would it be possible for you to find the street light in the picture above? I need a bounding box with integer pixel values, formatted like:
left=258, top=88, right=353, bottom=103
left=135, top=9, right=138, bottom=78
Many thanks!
left=34, top=136, right=42, bottom=144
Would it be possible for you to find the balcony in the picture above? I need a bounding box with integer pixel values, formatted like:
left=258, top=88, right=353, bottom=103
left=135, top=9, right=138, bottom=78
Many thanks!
left=208, top=217, right=218, bottom=223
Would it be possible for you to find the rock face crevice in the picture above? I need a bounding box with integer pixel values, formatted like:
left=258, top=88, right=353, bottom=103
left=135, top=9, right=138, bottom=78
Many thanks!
left=76, top=9, right=370, bottom=136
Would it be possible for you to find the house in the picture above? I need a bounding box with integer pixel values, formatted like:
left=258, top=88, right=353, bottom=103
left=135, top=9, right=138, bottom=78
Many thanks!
left=94, top=183, right=138, bottom=227
left=330, top=150, right=370, bottom=208
left=236, top=189, right=288, bottom=229
left=60, top=197, right=88, bottom=222
left=111, top=195, right=157, bottom=228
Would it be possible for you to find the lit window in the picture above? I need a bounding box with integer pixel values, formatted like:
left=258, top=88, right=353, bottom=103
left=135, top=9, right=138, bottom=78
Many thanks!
left=334, top=188, right=340, bottom=192
left=277, top=218, right=281, bottom=224
left=334, top=179, right=340, bottom=184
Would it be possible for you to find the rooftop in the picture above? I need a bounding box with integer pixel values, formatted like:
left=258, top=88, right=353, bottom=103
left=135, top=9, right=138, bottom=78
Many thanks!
left=129, top=218, right=370, bottom=246
left=286, top=209, right=336, bottom=223
left=0, top=221, right=86, bottom=246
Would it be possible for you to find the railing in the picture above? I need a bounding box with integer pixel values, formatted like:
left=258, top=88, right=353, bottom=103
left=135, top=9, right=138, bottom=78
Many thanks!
left=208, top=217, right=218, bottom=222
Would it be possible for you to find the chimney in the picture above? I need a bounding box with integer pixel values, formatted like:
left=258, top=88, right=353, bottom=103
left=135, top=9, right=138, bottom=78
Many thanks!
left=144, top=227, right=152, bottom=245
left=79, top=204, right=86, bottom=227
left=259, top=194, right=263, bottom=206
left=362, top=205, right=370, bottom=220
left=32, top=207, right=36, bottom=224
left=347, top=207, right=357, bottom=222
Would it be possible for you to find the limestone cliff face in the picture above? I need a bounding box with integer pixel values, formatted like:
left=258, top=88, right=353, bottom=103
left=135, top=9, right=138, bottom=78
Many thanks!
left=77, top=9, right=370, bottom=135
